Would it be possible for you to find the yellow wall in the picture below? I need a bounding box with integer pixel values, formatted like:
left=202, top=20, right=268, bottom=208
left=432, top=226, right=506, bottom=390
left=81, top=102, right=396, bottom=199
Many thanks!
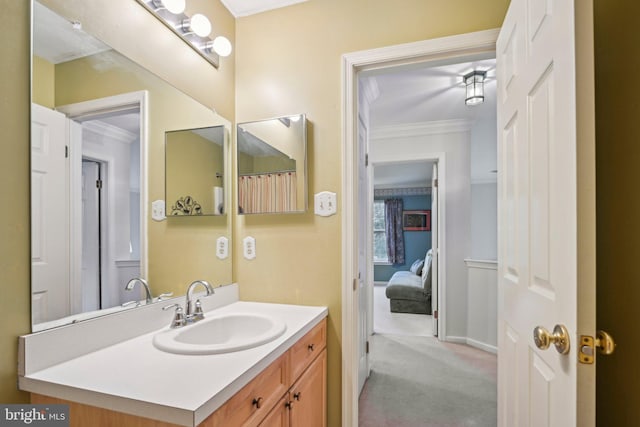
left=32, top=56, right=54, bottom=108
left=595, top=1, right=640, bottom=424
left=233, top=1, right=509, bottom=424
left=0, top=0, right=31, bottom=404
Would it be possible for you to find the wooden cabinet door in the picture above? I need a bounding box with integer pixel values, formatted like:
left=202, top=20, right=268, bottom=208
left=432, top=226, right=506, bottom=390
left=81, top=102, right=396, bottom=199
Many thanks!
left=259, top=396, right=290, bottom=427
left=289, top=349, right=326, bottom=427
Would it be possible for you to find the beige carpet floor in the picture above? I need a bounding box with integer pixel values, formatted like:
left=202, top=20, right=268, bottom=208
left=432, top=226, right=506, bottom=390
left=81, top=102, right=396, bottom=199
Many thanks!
left=359, top=334, right=497, bottom=427
left=374, top=284, right=433, bottom=336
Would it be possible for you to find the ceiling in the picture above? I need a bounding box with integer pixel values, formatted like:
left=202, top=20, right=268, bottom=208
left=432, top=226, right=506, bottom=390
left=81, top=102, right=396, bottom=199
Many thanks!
left=221, top=0, right=309, bottom=17
left=366, top=57, right=496, bottom=189
left=33, top=2, right=110, bottom=64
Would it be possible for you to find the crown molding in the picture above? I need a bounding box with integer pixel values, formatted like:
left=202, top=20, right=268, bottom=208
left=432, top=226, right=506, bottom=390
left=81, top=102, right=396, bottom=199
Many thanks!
left=359, top=77, right=380, bottom=107
left=83, top=121, right=138, bottom=144
left=371, top=119, right=472, bottom=140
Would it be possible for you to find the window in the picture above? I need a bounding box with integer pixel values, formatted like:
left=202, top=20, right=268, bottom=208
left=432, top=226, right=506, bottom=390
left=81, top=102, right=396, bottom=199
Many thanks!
left=373, top=200, right=389, bottom=263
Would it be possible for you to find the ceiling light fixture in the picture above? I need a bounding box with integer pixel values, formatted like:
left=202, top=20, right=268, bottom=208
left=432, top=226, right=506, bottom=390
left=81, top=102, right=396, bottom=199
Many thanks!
left=136, top=0, right=233, bottom=68
left=464, top=70, right=486, bottom=106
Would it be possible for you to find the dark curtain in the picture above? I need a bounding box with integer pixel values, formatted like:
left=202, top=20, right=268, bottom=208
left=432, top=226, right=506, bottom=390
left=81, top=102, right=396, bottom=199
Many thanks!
left=384, top=198, right=405, bottom=265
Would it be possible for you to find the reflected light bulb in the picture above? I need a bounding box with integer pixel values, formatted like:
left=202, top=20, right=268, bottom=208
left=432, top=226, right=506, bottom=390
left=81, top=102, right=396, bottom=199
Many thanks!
left=190, top=14, right=211, bottom=37
left=162, top=0, right=185, bottom=14
left=212, top=36, right=232, bottom=57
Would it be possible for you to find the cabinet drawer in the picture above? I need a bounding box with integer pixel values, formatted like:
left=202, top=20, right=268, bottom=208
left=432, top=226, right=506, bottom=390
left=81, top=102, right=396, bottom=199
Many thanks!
left=210, top=352, right=290, bottom=427
left=289, top=319, right=326, bottom=382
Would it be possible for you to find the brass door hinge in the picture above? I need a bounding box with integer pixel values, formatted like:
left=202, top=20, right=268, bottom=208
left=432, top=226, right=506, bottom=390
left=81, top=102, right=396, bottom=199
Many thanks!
left=579, top=331, right=616, bottom=364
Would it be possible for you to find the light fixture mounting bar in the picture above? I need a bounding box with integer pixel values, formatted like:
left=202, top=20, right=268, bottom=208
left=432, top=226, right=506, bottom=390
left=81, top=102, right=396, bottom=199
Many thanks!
left=135, top=0, right=220, bottom=68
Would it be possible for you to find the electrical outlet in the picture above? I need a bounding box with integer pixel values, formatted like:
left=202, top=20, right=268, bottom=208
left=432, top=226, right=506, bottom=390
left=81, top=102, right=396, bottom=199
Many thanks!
left=151, top=200, right=166, bottom=221
left=243, top=236, right=256, bottom=260
left=314, top=191, right=337, bottom=217
left=216, top=236, right=228, bottom=260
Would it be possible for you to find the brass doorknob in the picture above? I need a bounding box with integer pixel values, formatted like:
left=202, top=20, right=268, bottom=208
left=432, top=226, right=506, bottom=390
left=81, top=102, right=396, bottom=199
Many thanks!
left=533, top=324, right=570, bottom=354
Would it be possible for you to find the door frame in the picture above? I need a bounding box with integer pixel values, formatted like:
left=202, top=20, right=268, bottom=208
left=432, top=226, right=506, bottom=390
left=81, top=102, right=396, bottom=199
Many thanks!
left=368, top=155, right=446, bottom=340
left=57, top=91, right=149, bottom=310
left=341, top=29, right=499, bottom=425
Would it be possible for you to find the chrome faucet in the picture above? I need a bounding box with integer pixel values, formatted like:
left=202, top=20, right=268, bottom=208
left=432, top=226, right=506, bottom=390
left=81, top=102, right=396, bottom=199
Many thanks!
left=163, top=280, right=215, bottom=328
left=125, top=277, right=153, bottom=304
left=185, top=280, right=214, bottom=318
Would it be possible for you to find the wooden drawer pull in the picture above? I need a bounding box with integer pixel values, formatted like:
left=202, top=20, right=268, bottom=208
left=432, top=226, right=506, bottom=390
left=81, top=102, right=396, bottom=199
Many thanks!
left=308, top=343, right=315, bottom=351
left=252, top=397, right=264, bottom=409
left=293, top=392, right=302, bottom=401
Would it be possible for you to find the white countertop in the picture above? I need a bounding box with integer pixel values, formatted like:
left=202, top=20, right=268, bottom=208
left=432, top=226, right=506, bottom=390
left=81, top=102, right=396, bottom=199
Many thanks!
left=19, top=299, right=328, bottom=426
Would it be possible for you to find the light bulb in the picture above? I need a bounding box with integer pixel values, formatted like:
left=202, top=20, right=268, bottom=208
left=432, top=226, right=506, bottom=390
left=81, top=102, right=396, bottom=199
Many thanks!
left=212, top=36, right=232, bottom=57
left=162, top=0, right=185, bottom=14
left=190, top=14, right=211, bottom=37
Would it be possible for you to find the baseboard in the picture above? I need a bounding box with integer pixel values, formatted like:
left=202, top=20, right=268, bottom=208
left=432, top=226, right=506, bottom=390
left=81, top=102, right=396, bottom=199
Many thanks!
left=466, top=338, right=497, bottom=354
left=373, top=281, right=387, bottom=287
left=444, top=336, right=497, bottom=354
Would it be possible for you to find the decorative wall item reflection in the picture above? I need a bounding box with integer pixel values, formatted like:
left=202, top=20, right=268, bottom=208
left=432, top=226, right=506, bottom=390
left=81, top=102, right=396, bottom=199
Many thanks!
left=237, top=114, right=307, bottom=214
left=171, top=196, right=202, bottom=215
left=166, top=126, right=226, bottom=216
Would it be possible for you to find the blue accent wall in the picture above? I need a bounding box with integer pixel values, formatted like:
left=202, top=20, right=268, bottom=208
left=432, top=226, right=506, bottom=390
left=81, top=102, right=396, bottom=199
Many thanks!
left=374, top=194, right=431, bottom=282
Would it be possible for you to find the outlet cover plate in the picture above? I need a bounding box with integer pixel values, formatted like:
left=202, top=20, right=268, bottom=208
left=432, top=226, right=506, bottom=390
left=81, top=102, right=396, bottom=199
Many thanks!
left=243, top=236, right=256, bottom=260
left=216, top=236, right=229, bottom=260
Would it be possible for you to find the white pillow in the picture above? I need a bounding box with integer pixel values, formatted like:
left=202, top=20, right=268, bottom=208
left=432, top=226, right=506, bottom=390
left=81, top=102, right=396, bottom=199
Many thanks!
left=409, top=258, right=425, bottom=275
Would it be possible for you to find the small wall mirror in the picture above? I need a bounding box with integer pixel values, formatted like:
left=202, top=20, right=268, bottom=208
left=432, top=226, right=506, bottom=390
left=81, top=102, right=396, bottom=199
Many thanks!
left=166, top=126, right=227, bottom=216
left=237, top=114, right=307, bottom=214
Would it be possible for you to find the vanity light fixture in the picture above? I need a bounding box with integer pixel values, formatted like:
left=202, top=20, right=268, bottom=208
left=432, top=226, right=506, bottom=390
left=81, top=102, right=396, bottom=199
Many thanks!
left=152, top=0, right=185, bottom=14
left=464, top=70, right=486, bottom=106
left=136, top=0, right=233, bottom=68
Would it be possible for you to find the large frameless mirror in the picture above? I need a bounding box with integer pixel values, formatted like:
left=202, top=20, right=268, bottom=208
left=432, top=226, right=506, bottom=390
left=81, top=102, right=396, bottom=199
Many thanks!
left=31, top=0, right=232, bottom=331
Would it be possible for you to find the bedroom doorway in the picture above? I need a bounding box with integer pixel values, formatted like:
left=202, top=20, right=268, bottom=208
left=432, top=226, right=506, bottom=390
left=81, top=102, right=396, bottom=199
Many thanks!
left=370, top=159, right=439, bottom=339
left=353, top=38, right=498, bottom=426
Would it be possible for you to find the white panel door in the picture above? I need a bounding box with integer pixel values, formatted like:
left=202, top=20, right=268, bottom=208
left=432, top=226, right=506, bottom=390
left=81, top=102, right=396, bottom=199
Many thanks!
left=431, top=163, right=439, bottom=336
left=31, top=104, right=70, bottom=324
left=497, top=1, right=594, bottom=426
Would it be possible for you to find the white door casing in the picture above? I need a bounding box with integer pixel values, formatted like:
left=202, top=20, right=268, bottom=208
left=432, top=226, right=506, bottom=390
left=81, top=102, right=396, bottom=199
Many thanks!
left=341, top=30, right=499, bottom=426
left=31, top=104, right=70, bottom=324
left=496, top=0, right=595, bottom=425
left=431, top=162, right=439, bottom=336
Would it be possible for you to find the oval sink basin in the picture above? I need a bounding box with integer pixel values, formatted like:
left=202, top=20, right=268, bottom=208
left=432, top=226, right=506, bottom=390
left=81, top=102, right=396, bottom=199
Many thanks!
left=153, top=313, right=286, bottom=355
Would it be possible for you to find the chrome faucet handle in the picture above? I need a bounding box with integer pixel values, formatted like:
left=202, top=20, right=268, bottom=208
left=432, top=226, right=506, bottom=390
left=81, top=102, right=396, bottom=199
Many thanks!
left=121, top=300, right=140, bottom=308
left=163, top=303, right=186, bottom=328
left=155, top=292, right=174, bottom=302
left=193, top=299, right=205, bottom=321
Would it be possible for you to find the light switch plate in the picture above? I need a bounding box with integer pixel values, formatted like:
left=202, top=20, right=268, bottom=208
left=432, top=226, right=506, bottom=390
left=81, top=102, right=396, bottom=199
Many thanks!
left=151, top=200, right=166, bottom=221
left=243, top=236, right=256, bottom=260
left=216, top=236, right=229, bottom=260
left=314, top=191, right=337, bottom=216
